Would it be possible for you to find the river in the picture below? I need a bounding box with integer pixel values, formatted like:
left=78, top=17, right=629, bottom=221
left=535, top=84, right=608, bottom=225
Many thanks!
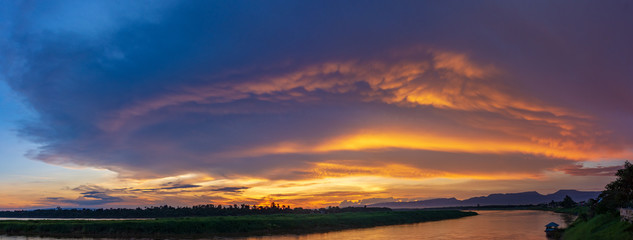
left=0, top=210, right=573, bottom=240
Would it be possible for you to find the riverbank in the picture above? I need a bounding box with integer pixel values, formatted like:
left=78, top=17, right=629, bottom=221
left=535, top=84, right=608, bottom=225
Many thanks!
left=562, top=213, right=633, bottom=240
left=0, top=210, right=476, bottom=238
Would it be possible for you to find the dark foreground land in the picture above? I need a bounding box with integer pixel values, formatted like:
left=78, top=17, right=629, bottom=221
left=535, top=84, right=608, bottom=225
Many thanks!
left=0, top=210, right=476, bottom=238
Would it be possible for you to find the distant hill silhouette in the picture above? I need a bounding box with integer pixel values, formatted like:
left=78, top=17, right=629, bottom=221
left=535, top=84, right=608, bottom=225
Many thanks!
left=367, top=190, right=600, bottom=209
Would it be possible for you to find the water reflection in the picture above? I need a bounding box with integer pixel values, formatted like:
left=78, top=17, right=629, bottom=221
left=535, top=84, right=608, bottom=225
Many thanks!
left=239, top=210, right=572, bottom=240
left=0, top=210, right=573, bottom=240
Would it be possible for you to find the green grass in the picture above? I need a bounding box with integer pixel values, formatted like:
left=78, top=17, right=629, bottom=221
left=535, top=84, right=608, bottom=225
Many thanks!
left=0, top=210, right=476, bottom=238
left=563, top=213, right=633, bottom=240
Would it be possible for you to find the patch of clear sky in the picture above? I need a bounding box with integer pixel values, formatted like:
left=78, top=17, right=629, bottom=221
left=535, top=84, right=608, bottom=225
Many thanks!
left=0, top=80, right=64, bottom=178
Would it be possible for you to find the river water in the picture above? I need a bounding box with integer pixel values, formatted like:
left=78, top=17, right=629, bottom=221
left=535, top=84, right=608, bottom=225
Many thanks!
left=0, top=210, right=573, bottom=240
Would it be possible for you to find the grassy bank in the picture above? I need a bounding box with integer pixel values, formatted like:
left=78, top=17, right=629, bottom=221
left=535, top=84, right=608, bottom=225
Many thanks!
left=0, top=210, right=476, bottom=238
left=562, top=213, right=633, bottom=240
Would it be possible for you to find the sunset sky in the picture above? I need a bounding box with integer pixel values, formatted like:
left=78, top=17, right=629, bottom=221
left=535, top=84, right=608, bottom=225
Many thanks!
left=1, top=1, right=633, bottom=210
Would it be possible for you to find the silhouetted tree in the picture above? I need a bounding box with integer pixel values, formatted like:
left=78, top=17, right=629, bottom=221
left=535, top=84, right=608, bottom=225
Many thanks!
left=597, top=161, right=633, bottom=213
left=0, top=204, right=391, bottom=218
left=561, top=195, right=577, bottom=208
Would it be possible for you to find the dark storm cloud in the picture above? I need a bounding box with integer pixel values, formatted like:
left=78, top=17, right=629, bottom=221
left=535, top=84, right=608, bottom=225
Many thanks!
left=558, top=165, right=623, bottom=176
left=211, top=187, right=249, bottom=193
left=45, top=191, right=123, bottom=206
left=422, top=1, right=633, bottom=144
left=160, top=184, right=201, bottom=190
left=215, top=149, right=575, bottom=180
left=1, top=0, right=632, bottom=181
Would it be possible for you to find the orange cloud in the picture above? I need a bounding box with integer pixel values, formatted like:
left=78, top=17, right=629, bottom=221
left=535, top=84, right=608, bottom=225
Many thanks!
left=97, top=48, right=629, bottom=162
left=15, top=47, right=623, bottom=210
left=100, top=49, right=508, bottom=131
left=309, top=162, right=538, bottom=180
left=238, top=128, right=624, bottom=164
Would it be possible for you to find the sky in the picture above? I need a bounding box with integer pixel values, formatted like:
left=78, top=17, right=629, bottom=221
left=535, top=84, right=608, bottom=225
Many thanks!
left=1, top=0, right=633, bottom=210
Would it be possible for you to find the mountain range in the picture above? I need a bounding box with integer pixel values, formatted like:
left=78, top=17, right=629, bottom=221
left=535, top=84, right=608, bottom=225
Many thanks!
left=367, top=190, right=601, bottom=209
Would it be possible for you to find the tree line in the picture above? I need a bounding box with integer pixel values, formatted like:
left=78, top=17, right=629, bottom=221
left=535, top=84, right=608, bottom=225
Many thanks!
left=0, top=202, right=390, bottom=218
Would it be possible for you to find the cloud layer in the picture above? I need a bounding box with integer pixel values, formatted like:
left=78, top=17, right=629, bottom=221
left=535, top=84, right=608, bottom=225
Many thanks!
left=2, top=0, right=633, bottom=207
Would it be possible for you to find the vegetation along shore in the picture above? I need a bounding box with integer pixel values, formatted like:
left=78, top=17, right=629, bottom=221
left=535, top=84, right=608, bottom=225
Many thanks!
left=559, top=162, right=633, bottom=240
left=0, top=209, right=476, bottom=238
